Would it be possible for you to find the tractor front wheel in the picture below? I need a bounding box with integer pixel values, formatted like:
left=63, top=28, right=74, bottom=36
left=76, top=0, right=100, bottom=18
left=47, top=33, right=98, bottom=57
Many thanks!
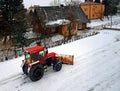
left=22, top=64, right=28, bottom=75
left=29, top=64, right=44, bottom=81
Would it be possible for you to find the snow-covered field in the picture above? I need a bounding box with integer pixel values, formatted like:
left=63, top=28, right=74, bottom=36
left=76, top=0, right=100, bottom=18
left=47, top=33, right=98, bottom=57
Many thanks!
left=106, top=24, right=120, bottom=29
left=0, top=29, right=120, bottom=91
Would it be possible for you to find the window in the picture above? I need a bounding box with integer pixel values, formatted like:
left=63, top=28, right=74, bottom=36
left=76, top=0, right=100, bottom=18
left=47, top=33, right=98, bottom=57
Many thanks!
left=39, top=51, right=44, bottom=59
left=68, top=26, right=76, bottom=31
left=86, top=15, right=88, bottom=18
left=32, top=53, right=38, bottom=62
left=25, top=53, right=30, bottom=63
left=25, top=53, right=30, bottom=60
left=92, top=8, right=95, bottom=11
left=84, top=8, right=87, bottom=12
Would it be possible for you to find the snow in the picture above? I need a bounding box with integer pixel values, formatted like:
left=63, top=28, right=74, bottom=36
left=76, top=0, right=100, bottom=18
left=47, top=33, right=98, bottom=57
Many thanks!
left=46, top=19, right=71, bottom=26
left=49, top=30, right=118, bottom=56
left=24, top=30, right=38, bottom=39
left=51, top=34, right=64, bottom=42
left=88, top=16, right=120, bottom=30
left=0, top=56, right=23, bottom=81
left=0, top=16, right=120, bottom=91
left=106, top=24, right=120, bottom=29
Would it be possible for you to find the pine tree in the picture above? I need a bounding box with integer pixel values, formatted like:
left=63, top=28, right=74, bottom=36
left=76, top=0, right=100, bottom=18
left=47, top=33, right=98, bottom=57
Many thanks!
left=0, top=0, right=28, bottom=47
left=102, top=0, right=109, bottom=18
left=102, top=0, right=118, bottom=17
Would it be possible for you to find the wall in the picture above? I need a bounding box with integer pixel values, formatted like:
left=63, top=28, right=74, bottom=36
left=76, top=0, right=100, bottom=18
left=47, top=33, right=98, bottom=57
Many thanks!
left=61, top=22, right=78, bottom=37
left=80, top=3, right=104, bottom=20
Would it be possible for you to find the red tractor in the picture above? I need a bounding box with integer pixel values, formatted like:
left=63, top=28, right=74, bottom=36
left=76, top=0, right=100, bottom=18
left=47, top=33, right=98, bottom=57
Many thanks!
left=22, top=46, right=62, bottom=81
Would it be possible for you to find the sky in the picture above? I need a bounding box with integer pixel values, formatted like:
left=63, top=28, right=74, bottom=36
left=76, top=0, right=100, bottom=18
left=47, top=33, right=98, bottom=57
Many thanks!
left=23, top=0, right=85, bottom=8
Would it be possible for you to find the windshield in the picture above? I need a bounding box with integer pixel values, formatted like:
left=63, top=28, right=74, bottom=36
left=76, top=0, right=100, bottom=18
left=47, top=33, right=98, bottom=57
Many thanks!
left=25, top=52, right=30, bottom=62
left=39, top=51, right=44, bottom=59
left=25, top=52, right=38, bottom=63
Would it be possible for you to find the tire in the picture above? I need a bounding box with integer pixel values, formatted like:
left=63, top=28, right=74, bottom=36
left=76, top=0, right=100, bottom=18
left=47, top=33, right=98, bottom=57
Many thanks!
left=46, top=57, right=52, bottom=66
left=29, top=64, right=44, bottom=81
left=53, top=61, right=62, bottom=71
left=22, top=64, right=28, bottom=75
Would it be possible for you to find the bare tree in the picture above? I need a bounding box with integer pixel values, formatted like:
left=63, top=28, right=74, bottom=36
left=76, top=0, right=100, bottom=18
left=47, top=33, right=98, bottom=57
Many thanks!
left=50, top=0, right=83, bottom=6
left=63, top=0, right=83, bottom=6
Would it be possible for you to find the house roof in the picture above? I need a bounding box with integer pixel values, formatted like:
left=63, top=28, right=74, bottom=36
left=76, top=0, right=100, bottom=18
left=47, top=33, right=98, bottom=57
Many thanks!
left=80, top=2, right=103, bottom=5
left=29, top=5, right=89, bottom=26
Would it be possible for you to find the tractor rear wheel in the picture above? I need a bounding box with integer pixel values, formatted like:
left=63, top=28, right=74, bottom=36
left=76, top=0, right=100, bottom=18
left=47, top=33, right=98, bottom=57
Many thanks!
left=53, top=61, right=62, bottom=71
left=29, top=64, right=44, bottom=81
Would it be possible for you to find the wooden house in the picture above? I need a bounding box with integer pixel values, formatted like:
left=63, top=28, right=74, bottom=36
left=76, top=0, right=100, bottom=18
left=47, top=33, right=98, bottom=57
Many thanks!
left=80, top=1, right=105, bottom=20
left=27, top=5, right=89, bottom=37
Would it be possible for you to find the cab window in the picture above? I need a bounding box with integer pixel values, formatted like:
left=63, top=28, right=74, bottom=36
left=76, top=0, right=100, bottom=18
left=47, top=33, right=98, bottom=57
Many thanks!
left=25, top=53, right=30, bottom=60
left=39, top=51, right=44, bottom=58
left=32, top=53, right=38, bottom=62
left=25, top=53, right=30, bottom=63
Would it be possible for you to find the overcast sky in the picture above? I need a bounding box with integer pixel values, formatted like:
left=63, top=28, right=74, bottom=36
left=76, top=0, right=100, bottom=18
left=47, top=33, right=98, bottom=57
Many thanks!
left=23, top=0, right=85, bottom=8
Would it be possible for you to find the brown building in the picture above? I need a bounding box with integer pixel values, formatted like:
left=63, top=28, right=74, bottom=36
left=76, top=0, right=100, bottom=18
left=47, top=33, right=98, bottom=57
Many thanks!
left=27, top=5, right=89, bottom=37
left=80, top=1, right=105, bottom=20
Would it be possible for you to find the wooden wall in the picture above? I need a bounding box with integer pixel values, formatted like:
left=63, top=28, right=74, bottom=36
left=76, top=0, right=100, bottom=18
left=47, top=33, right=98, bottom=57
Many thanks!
left=80, top=3, right=105, bottom=20
left=61, top=22, right=78, bottom=37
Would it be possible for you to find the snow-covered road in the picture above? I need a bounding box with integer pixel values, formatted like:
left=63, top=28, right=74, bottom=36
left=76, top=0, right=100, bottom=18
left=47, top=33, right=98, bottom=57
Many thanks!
left=0, top=30, right=120, bottom=91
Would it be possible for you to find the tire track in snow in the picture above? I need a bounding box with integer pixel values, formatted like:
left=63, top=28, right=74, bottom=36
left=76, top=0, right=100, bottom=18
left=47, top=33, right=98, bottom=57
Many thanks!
left=0, top=73, right=29, bottom=86
left=0, top=73, right=22, bottom=86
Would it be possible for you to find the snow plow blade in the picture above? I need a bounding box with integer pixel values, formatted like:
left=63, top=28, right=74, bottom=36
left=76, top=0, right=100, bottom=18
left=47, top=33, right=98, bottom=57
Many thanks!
left=56, top=54, right=74, bottom=65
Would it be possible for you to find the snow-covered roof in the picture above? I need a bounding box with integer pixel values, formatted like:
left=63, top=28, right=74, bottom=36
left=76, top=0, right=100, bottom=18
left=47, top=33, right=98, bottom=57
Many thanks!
left=45, top=19, right=71, bottom=26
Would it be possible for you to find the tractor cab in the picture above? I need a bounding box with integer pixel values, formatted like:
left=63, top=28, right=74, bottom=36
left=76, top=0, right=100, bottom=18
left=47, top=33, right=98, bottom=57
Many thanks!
left=24, top=46, right=48, bottom=64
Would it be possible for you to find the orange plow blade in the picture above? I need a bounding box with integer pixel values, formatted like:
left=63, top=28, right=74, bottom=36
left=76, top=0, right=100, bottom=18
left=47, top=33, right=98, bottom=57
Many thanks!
left=56, top=54, right=74, bottom=65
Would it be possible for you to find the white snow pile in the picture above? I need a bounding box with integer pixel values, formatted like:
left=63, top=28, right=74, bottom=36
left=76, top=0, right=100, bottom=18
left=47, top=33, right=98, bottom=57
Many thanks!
left=0, top=29, right=120, bottom=91
left=46, top=19, right=71, bottom=26
left=51, top=34, right=64, bottom=42
left=24, top=30, right=38, bottom=39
